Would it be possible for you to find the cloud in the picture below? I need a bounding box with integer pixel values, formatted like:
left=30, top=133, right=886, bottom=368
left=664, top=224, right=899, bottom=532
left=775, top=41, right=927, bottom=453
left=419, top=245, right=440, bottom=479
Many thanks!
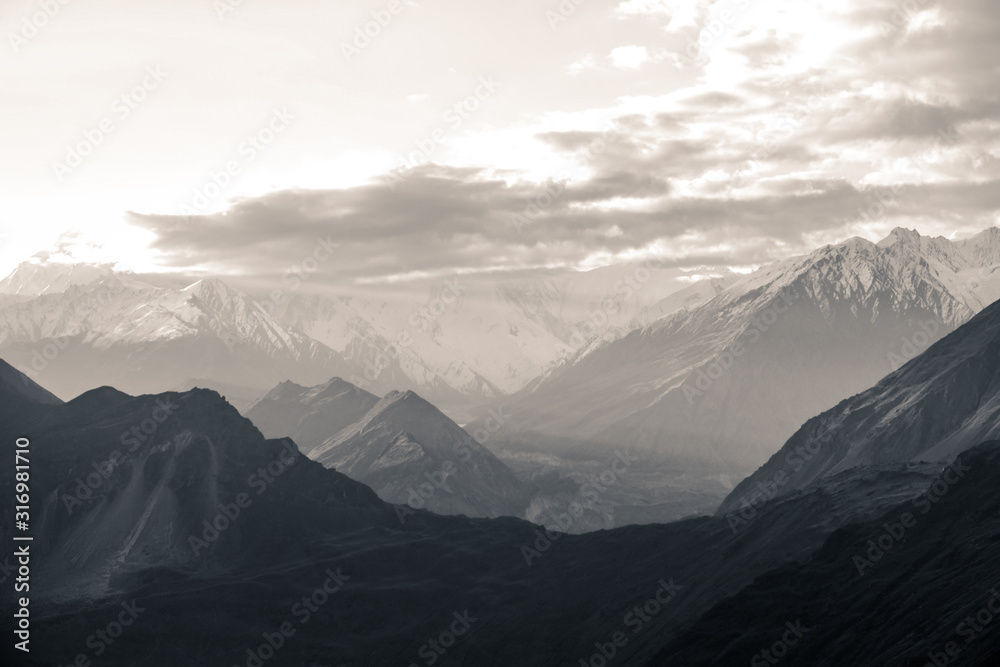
left=567, top=54, right=598, bottom=75
left=121, top=0, right=1000, bottom=288
left=613, top=0, right=710, bottom=33
left=609, top=45, right=654, bottom=69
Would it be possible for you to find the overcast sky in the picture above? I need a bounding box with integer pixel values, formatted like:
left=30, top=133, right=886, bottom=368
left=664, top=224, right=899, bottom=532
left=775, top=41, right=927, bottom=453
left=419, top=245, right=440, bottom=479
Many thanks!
left=1, top=0, right=998, bottom=287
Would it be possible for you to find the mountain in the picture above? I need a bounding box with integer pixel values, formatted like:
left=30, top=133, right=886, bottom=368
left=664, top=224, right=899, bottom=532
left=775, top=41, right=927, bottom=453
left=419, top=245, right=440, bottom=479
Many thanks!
left=2, top=362, right=966, bottom=667
left=719, top=289, right=1000, bottom=515
left=0, top=260, right=115, bottom=296
left=305, top=386, right=533, bottom=518
left=261, top=263, right=720, bottom=419
left=0, top=259, right=718, bottom=422
left=473, top=228, right=1000, bottom=490
left=0, top=274, right=353, bottom=401
left=0, top=357, right=63, bottom=406
left=245, top=377, right=381, bottom=455
left=650, top=441, right=1000, bottom=667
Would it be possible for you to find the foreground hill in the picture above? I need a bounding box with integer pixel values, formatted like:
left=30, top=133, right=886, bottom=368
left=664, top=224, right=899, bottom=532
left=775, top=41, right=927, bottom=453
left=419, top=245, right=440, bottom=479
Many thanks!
left=0, top=359, right=961, bottom=667
left=651, top=441, right=1000, bottom=666
left=720, top=291, right=1000, bottom=515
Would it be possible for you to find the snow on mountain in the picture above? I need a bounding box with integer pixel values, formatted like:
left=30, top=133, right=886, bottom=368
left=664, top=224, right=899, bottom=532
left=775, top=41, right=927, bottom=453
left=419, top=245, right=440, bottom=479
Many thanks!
left=719, top=292, right=1000, bottom=514
left=474, top=227, right=1000, bottom=484
left=261, top=262, right=705, bottom=413
left=0, top=275, right=351, bottom=400
left=0, top=260, right=115, bottom=296
left=0, top=257, right=716, bottom=420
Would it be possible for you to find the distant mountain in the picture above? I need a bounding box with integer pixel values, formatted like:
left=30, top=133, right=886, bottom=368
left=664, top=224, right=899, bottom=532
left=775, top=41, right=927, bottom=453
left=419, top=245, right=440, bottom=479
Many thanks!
left=0, top=260, right=115, bottom=296
left=475, top=228, right=1000, bottom=483
left=292, top=384, right=533, bottom=518
left=719, top=289, right=1000, bottom=514
left=261, top=263, right=717, bottom=418
left=245, top=377, right=381, bottom=455
left=0, top=259, right=712, bottom=422
left=0, top=275, right=353, bottom=400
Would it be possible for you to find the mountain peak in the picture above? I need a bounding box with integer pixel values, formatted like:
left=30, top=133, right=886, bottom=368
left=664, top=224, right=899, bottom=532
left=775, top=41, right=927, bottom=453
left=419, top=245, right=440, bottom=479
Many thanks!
left=382, top=389, right=423, bottom=404
left=877, top=226, right=922, bottom=248
left=181, top=276, right=239, bottom=297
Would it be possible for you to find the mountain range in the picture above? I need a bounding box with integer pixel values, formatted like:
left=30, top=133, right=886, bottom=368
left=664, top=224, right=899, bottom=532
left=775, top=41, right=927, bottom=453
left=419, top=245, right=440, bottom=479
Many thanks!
left=0, top=259, right=701, bottom=418
left=720, top=284, right=1000, bottom=515
left=472, top=228, right=1000, bottom=496
left=246, top=378, right=532, bottom=519
left=6, top=332, right=1000, bottom=665
left=6, top=227, right=1000, bottom=529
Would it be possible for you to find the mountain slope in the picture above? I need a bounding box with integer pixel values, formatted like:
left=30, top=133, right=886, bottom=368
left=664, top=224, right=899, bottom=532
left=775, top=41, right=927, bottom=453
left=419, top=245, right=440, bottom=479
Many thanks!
left=720, top=292, right=1000, bottom=514
left=309, top=387, right=532, bottom=518
left=262, top=263, right=717, bottom=418
left=0, top=275, right=352, bottom=400
left=651, top=442, right=1000, bottom=667
left=0, top=357, right=63, bottom=406
left=1, top=363, right=957, bottom=667
left=476, top=228, right=1000, bottom=481
left=245, top=377, right=381, bottom=455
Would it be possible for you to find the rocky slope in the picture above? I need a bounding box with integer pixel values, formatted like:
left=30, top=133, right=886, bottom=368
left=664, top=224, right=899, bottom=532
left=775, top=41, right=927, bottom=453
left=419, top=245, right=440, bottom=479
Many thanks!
left=1, top=358, right=962, bottom=667
left=720, top=286, right=1000, bottom=515
left=474, top=228, right=1000, bottom=481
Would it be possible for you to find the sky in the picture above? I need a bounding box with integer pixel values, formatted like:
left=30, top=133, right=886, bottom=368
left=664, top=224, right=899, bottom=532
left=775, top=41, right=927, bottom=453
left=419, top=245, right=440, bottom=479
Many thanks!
left=1, top=0, right=998, bottom=289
